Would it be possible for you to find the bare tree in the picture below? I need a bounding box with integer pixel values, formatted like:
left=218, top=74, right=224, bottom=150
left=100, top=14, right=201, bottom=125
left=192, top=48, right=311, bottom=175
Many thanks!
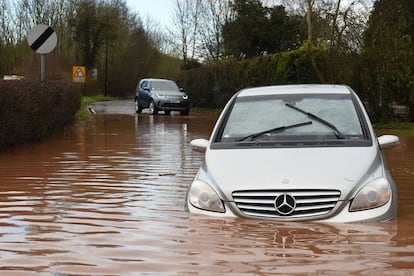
left=277, top=0, right=373, bottom=50
left=283, top=0, right=372, bottom=82
left=306, top=0, right=326, bottom=82
left=0, top=0, right=13, bottom=44
left=15, top=0, right=59, bottom=28
left=168, top=0, right=203, bottom=62
left=198, top=0, right=232, bottom=61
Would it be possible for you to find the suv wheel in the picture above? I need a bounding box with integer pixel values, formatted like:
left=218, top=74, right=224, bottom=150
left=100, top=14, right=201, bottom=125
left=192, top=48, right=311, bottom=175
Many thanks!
left=135, top=100, right=142, bottom=113
left=148, top=100, right=158, bottom=115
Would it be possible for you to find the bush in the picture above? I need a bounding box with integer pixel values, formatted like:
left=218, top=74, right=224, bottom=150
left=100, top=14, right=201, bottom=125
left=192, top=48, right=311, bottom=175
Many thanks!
left=179, top=47, right=325, bottom=109
left=178, top=47, right=413, bottom=124
left=0, top=80, right=81, bottom=151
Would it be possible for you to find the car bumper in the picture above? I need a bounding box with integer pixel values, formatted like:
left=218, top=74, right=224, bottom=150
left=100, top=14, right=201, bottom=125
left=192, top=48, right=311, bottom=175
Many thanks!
left=156, top=99, right=190, bottom=111
left=185, top=193, right=397, bottom=223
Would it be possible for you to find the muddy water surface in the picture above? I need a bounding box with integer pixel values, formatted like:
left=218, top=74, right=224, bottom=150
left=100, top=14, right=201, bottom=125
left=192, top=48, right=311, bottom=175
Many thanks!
left=0, top=109, right=413, bottom=275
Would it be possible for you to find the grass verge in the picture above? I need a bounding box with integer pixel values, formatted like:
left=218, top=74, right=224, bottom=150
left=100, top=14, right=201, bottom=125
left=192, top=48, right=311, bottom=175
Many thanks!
left=75, top=95, right=119, bottom=122
left=374, top=121, right=414, bottom=131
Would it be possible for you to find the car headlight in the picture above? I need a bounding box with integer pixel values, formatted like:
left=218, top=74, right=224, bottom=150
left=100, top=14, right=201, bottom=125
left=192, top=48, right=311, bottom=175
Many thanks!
left=155, top=93, right=166, bottom=98
left=349, top=178, right=391, bottom=212
left=188, top=180, right=225, bottom=212
left=183, top=95, right=188, bottom=100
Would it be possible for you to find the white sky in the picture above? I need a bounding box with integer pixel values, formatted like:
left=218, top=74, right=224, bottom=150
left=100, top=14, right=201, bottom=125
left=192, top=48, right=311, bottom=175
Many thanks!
left=126, top=0, right=176, bottom=28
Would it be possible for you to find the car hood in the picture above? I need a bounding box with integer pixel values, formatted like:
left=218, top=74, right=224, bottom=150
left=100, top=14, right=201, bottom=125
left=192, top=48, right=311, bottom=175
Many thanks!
left=154, top=90, right=185, bottom=97
left=203, top=146, right=383, bottom=201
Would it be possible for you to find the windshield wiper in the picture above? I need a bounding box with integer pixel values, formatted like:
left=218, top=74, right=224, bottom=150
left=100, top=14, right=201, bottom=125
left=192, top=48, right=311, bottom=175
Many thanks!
left=285, top=103, right=345, bottom=139
left=238, top=121, right=312, bottom=141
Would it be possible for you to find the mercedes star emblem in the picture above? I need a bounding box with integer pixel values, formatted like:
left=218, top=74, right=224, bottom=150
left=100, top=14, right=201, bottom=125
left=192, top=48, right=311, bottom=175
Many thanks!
left=274, top=194, right=296, bottom=215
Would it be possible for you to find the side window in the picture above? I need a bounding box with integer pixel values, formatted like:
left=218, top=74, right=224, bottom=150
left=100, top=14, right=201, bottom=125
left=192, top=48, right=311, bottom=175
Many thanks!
left=140, top=81, right=147, bottom=89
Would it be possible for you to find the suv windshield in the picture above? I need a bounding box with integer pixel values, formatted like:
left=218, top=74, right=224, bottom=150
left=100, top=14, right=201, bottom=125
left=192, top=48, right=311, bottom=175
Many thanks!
left=150, top=81, right=179, bottom=92
left=214, top=94, right=370, bottom=147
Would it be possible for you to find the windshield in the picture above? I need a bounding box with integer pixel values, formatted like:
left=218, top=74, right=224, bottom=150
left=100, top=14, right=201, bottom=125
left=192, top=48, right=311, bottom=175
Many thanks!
left=150, top=81, right=179, bottom=92
left=214, top=94, right=370, bottom=147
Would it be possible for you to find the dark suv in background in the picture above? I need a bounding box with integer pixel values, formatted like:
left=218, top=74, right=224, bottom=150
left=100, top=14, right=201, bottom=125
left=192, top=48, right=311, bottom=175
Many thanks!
left=135, top=78, right=190, bottom=115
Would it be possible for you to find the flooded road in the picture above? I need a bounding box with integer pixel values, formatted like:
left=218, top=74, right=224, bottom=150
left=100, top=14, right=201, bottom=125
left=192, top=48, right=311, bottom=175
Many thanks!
left=0, top=105, right=413, bottom=275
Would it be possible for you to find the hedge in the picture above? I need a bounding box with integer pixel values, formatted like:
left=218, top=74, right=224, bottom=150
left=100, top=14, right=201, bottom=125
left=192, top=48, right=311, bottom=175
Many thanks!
left=179, top=47, right=324, bottom=108
left=179, top=47, right=414, bottom=123
left=0, top=80, right=81, bottom=151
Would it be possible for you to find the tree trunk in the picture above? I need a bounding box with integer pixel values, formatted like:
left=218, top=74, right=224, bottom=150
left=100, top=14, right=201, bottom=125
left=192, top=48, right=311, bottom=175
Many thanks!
left=306, top=0, right=325, bottom=83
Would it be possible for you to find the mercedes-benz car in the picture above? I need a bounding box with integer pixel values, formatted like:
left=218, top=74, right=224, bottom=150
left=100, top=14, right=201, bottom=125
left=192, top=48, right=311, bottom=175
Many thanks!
left=135, top=78, right=190, bottom=115
left=186, top=84, right=400, bottom=223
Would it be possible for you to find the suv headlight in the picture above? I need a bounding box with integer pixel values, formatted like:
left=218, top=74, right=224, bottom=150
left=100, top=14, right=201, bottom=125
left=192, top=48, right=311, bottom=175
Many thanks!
left=188, top=180, right=225, bottom=212
left=155, top=93, right=166, bottom=98
left=349, top=178, right=391, bottom=212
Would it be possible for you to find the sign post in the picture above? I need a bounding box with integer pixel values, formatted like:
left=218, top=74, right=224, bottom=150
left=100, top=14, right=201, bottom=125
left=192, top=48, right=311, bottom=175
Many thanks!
left=27, top=24, right=57, bottom=81
left=41, top=55, right=46, bottom=81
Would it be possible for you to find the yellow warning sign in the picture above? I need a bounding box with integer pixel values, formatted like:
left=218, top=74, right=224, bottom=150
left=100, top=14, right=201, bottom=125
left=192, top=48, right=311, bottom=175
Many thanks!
left=72, top=66, right=86, bottom=83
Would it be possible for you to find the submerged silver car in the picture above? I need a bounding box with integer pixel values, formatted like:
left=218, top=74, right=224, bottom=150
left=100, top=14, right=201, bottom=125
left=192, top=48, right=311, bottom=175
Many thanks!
left=186, top=85, right=400, bottom=222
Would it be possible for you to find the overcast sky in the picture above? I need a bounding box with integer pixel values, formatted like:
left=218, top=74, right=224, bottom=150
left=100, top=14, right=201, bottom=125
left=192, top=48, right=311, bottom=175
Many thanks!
left=126, top=0, right=176, bottom=28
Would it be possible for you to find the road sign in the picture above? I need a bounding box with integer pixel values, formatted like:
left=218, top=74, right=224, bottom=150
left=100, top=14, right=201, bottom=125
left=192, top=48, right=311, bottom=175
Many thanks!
left=27, top=24, right=57, bottom=54
left=73, top=66, right=86, bottom=83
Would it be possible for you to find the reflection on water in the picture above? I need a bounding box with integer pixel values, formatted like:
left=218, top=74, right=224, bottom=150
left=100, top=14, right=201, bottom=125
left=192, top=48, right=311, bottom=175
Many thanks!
left=0, top=113, right=413, bottom=274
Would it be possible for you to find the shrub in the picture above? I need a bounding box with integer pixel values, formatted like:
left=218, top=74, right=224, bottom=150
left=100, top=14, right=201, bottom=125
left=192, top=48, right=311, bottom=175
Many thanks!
left=0, top=80, right=81, bottom=151
left=179, top=47, right=324, bottom=109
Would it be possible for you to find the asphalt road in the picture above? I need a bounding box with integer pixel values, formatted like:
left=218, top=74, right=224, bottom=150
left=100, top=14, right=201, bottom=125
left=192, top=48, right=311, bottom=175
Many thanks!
left=88, top=100, right=136, bottom=115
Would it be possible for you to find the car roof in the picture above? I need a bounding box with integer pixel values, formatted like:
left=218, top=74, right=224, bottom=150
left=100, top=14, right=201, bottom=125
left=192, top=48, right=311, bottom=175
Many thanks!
left=237, top=84, right=352, bottom=97
left=140, top=78, right=175, bottom=83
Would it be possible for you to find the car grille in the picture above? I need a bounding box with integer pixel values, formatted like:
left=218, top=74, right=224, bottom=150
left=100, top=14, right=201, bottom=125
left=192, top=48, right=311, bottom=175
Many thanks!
left=232, top=189, right=341, bottom=219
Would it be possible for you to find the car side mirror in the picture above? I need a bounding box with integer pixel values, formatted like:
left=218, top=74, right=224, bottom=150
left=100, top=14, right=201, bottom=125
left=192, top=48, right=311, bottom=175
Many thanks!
left=190, top=139, right=208, bottom=153
left=143, top=85, right=150, bottom=91
left=179, top=87, right=184, bottom=92
left=378, top=135, right=399, bottom=150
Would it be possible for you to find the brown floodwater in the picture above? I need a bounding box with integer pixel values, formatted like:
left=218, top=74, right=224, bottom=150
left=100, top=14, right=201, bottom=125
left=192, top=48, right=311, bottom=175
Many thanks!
left=0, top=107, right=413, bottom=275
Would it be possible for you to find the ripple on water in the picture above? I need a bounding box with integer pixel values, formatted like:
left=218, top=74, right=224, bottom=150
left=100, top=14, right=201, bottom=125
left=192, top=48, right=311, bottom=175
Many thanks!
left=0, top=115, right=413, bottom=274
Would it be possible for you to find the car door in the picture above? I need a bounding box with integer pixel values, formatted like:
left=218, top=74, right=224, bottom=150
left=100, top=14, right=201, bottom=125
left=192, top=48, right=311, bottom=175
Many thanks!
left=139, top=81, right=151, bottom=107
